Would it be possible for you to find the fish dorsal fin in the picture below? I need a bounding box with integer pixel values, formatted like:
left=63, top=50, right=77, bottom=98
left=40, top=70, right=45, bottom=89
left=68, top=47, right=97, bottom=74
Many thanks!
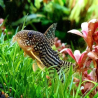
left=44, top=23, right=57, bottom=46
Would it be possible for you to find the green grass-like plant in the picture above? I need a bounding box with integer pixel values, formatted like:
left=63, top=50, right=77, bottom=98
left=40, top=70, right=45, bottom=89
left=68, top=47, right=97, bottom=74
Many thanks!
left=0, top=33, right=84, bottom=98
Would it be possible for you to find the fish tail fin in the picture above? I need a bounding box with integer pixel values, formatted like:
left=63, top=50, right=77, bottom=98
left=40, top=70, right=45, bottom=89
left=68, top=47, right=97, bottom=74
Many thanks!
left=57, top=61, right=77, bottom=81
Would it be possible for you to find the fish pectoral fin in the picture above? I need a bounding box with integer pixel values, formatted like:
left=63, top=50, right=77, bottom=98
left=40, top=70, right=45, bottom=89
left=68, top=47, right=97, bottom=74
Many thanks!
left=30, top=51, right=42, bottom=64
left=32, top=61, right=45, bottom=72
left=30, top=51, right=45, bottom=71
left=37, top=61, right=45, bottom=71
left=24, top=52, right=27, bottom=57
left=32, top=61, right=39, bottom=72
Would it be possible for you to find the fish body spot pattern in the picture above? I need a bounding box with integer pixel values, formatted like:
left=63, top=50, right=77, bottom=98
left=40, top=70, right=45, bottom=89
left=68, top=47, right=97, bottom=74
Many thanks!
left=13, top=23, right=76, bottom=73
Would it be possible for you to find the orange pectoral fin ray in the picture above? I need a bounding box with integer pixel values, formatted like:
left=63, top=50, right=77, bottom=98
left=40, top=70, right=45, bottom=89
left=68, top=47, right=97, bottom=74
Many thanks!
left=37, top=61, right=45, bottom=71
left=24, top=52, right=27, bottom=57
left=32, top=61, right=45, bottom=72
left=30, top=51, right=45, bottom=70
left=32, top=62, right=39, bottom=72
left=30, top=51, right=42, bottom=64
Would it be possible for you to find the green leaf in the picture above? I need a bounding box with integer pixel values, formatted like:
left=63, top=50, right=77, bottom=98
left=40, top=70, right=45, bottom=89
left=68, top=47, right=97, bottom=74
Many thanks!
left=34, top=0, right=42, bottom=9
left=75, top=74, right=82, bottom=98
left=12, top=14, right=45, bottom=26
left=15, top=60, right=21, bottom=72
left=53, top=3, right=70, bottom=15
left=0, top=0, right=5, bottom=8
left=93, top=92, right=98, bottom=98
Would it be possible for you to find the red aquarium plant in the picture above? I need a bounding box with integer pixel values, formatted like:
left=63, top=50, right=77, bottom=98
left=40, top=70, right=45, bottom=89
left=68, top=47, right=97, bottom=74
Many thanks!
left=54, top=37, right=70, bottom=60
left=60, top=49, right=88, bottom=68
left=61, top=19, right=98, bottom=96
left=0, top=18, right=6, bottom=32
left=68, top=19, right=98, bottom=50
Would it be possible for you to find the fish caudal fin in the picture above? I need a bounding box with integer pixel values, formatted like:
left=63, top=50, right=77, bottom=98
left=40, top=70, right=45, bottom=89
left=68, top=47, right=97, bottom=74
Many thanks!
left=57, top=61, right=76, bottom=76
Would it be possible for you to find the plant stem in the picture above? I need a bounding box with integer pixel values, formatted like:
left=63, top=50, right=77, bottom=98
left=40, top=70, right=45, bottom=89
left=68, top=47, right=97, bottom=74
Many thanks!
left=96, top=60, right=98, bottom=82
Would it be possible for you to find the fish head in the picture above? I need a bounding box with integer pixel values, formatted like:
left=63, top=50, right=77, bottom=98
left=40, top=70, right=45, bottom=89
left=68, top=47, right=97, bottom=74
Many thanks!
left=13, top=30, right=45, bottom=52
left=13, top=30, right=46, bottom=70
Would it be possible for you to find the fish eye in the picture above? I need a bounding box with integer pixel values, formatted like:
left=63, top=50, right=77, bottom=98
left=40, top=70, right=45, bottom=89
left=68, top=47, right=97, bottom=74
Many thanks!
left=27, top=32, right=33, bottom=38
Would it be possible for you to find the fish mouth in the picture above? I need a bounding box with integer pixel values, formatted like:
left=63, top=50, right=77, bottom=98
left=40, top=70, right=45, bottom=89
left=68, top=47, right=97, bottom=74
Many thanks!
left=12, top=35, right=32, bottom=51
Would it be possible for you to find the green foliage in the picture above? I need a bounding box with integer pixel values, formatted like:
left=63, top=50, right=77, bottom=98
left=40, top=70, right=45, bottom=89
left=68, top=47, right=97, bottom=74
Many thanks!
left=11, top=14, right=45, bottom=29
left=0, top=0, right=5, bottom=8
left=68, top=0, right=98, bottom=23
left=1, top=1, right=98, bottom=97
left=1, top=0, right=98, bottom=48
left=1, top=0, right=97, bottom=26
left=0, top=31, right=83, bottom=98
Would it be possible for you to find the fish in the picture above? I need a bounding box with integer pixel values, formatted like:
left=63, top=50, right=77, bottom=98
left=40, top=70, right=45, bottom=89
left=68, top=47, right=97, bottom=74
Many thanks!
left=13, top=23, right=77, bottom=73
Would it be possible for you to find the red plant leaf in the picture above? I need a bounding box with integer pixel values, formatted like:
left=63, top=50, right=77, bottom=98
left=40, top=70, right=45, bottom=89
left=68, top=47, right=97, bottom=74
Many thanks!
left=86, top=30, right=93, bottom=50
left=68, top=30, right=84, bottom=37
left=89, top=68, right=97, bottom=81
left=0, top=18, right=4, bottom=24
left=87, top=19, right=98, bottom=50
left=89, top=19, right=98, bottom=32
left=88, top=19, right=97, bottom=33
left=93, top=31, right=98, bottom=45
left=74, top=50, right=81, bottom=62
left=78, top=51, right=88, bottom=68
left=95, top=22, right=98, bottom=31
left=87, top=51, right=98, bottom=60
left=54, top=40, right=62, bottom=48
left=60, top=48, right=76, bottom=61
left=81, top=22, right=88, bottom=37
left=85, top=59, right=92, bottom=67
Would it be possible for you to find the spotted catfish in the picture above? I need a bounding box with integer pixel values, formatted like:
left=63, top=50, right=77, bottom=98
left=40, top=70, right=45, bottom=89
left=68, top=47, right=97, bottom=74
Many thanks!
left=13, top=23, right=76, bottom=72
